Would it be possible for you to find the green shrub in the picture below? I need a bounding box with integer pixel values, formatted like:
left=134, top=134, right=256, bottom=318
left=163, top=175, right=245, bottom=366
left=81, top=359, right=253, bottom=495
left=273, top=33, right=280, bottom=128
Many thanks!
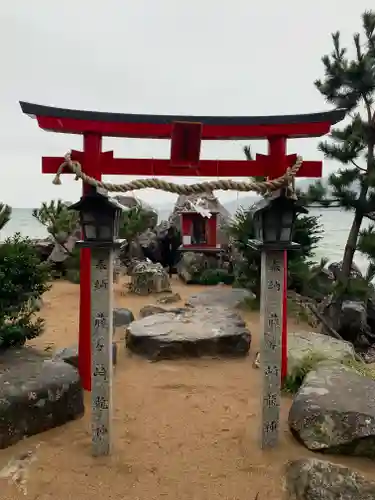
left=66, top=268, right=80, bottom=284
left=282, top=352, right=327, bottom=394
left=0, top=233, right=51, bottom=349
left=197, top=268, right=234, bottom=286
left=227, top=207, right=325, bottom=298
left=282, top=352, right=375, bottom=394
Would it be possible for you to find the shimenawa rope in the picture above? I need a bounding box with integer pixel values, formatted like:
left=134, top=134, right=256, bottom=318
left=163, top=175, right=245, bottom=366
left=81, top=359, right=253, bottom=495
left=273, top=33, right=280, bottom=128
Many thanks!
left=52, top=152, right=302, bottom=197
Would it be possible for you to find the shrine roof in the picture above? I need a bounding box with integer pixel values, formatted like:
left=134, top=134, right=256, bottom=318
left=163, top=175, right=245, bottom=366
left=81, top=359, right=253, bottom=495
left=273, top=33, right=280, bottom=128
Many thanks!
left=181, top=209, right=219, bottom=215
left=20, top=101, right=346, bottom=139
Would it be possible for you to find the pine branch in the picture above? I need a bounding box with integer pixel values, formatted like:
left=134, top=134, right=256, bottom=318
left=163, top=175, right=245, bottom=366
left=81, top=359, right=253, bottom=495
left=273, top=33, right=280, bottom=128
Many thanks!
left=0, top=203, right=12, bottom=231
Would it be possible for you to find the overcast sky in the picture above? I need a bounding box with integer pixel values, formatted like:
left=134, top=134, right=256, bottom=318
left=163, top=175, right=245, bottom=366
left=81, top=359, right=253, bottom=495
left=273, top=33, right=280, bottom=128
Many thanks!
left=0, top=0, right=371, bottom=208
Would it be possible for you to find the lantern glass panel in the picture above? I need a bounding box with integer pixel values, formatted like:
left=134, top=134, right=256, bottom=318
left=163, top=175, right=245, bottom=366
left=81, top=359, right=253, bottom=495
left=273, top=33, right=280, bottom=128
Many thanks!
left=262, top=210, right=280, bottom=243
left=280, top=226, right=292, bottom=242
left=83, top=223, right=97, bottom=240
left=113, top=210, right=121, bottom=240
left=80, top=211, right=97, bottom=240
left=98, top=224, right=113, bottom=241
left=252, top=213, right=263, bottom=241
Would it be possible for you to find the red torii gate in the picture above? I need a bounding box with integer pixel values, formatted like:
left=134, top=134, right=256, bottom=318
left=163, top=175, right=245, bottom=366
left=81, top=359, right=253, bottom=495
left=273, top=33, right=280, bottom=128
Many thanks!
left=20, top=101, right=345, bottom=391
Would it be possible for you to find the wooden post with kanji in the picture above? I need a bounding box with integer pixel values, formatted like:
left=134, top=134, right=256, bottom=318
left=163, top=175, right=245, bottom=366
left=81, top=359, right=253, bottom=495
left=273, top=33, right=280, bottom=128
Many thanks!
left=260, top=250, right=283, bottom=449
left=91, top=249, right=114, bottom=456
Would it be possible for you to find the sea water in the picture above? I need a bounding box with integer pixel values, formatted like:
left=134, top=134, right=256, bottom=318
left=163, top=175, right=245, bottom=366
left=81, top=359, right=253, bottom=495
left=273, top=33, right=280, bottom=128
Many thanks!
left=0, top=207, right=371, bottom=274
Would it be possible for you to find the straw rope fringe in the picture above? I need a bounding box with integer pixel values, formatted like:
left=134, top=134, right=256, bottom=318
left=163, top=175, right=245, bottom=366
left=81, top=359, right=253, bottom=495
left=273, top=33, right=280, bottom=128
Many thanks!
left=52, top=151, right=303, bottom=197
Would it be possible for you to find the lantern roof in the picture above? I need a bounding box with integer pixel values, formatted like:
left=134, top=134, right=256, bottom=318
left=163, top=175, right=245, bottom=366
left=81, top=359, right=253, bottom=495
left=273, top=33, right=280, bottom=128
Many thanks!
left=250, top=190, right=308, bottom=216
left=68, top=186, right=128, bottom=213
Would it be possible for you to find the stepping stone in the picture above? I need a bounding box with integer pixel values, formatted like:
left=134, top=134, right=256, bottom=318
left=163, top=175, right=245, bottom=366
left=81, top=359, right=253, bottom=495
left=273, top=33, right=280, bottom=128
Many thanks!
left=185, top=287, right=254, bottom=309
left=126, top=305, right=251, bottom=360
left=0, top=347, right=84, bottom=450
left=289, top=362, right=375, bottom=458
left=139, top=304, right=187, bottom=318
left=53, top=342, right=118, bottom=368
left=113, top=307, right=134, bottom=327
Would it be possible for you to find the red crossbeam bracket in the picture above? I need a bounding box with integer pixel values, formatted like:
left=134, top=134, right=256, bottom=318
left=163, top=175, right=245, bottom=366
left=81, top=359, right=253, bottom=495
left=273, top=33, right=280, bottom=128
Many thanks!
left=42, top=153, right=322, bottom=178
left=170, top=121, right=202, bottom=167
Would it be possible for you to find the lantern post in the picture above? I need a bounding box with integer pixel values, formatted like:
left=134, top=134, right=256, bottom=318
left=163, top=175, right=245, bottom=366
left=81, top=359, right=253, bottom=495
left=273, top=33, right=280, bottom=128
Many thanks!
left=248, top=190, right=307, bottom=449
left=69, top=187, right=124, bottom=457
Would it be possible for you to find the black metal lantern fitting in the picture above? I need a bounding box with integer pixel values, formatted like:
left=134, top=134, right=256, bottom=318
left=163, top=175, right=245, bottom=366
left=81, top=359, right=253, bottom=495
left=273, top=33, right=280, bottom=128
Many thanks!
left=248, top=189, right=308, bottom=251
left=68, top=186, right=125, bottom=248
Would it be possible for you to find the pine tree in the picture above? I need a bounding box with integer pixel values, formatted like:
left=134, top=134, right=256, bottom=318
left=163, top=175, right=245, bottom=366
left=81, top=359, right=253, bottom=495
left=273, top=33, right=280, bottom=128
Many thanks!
left=0, top=203, right=11, bottom=231
left=315, top=11, right=375, bottom=289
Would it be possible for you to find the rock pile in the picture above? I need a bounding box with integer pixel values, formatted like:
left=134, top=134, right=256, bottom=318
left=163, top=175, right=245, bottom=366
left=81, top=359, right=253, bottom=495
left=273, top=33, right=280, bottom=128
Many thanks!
left=129, top=261, right=171, bottom=295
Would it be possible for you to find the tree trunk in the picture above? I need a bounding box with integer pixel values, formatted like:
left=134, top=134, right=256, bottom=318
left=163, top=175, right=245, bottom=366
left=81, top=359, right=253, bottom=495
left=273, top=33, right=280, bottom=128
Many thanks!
left=341, top=209, right=364, bottom=285
left=341, top=138, right=374, bottom=287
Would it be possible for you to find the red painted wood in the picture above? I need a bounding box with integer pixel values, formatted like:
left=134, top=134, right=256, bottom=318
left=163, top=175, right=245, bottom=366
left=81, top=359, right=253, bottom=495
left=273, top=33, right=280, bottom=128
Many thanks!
left=79, top=134, right=103, bottom=393
left=208, top=216, right=217, bottom=247
left=181, top=215, right=192, bottom=238
left=42, top=156, right=322, bottom=178
left=255, top=153, right=322, bottom=177
left=36, top=115, right=335, bottom=139
left=181, top=213, right=217, bottom=248
left=170, top=122, right=202, bottom=167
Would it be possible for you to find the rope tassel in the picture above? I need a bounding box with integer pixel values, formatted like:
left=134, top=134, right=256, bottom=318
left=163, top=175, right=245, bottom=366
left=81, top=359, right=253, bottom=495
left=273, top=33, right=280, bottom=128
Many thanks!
left=53, top=151, right=303, bottom=197
left=53, top=151, right=81, bottom=185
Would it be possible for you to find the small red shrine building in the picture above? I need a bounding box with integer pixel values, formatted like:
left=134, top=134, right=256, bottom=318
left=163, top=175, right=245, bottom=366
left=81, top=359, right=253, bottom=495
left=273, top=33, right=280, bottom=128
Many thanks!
left=179, top=199, right=220, bottom=252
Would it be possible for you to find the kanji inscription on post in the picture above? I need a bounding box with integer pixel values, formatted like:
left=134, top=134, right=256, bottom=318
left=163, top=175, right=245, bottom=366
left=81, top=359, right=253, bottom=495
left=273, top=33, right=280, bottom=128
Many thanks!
left=90, top=248, right=114, bottom=456
left=260, top=251, right=284, bottom=449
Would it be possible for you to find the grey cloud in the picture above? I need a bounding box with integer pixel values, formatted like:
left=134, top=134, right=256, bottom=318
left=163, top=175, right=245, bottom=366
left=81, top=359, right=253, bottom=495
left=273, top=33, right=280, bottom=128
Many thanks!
left=0, top=0, right=369, bottom=207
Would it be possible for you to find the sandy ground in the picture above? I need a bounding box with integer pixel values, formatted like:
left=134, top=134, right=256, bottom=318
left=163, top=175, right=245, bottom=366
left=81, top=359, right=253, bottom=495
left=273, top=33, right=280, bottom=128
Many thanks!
left=1, top=278, right=375, bottom=499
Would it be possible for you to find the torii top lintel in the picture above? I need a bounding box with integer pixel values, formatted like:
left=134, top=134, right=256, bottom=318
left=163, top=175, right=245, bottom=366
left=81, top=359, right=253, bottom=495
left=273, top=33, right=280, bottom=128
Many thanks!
left=20, top=101, right=345, bottom=140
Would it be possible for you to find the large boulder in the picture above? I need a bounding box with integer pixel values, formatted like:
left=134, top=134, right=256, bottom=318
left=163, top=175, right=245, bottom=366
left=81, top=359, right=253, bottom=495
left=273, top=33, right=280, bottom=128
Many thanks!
left=113, top=195, right=158, bottom=228
left=0, top=347, right=84, bottom=449
left=321, top=299, right=374, bottom=351
left=288, top=362, right=375, bottom=458
left=129, top=261, right=171, bottom=295
left=328, top=260, right=362, bottom=281
left=48, top=225, right=81, bottom=263
left=126, top=305, right=251, bottom=360
left=52, top=343, right=118, bottom=368
left=186, top=287, right=255, bottom=309
left=177, top=251, right=218, bottom=283
left=287, top=331, right=355, bottom=378
left=113, top=307, right=135, bottom=328
left=169, top=192, right=230, bottom=246
left=30, top=238, right=55, bottom=262
left=285, top=458, right=375, bottom=500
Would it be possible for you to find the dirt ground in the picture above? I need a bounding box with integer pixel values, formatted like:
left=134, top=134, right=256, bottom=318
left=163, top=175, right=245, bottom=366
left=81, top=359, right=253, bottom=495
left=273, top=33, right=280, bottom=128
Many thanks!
left=1, top=278, right=375, bottom=499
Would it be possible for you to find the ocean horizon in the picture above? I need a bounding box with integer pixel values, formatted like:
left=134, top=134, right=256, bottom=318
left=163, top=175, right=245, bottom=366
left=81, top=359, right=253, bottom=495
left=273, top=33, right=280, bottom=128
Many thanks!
left=1, top=206, right=371, bottom=275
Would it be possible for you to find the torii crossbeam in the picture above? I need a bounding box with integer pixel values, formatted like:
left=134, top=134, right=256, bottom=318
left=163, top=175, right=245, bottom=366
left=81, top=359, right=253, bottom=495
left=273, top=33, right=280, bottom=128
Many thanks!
left=20, top=101, right=345, bottom=391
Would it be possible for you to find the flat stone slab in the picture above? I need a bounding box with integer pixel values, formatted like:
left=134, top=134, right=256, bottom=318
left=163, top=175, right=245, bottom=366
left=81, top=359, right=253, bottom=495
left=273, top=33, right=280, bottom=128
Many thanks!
left=139, top=304, right=187, bottom=319
left=0, top=347, right=84, bottom=449
left=126, top=305, right=251, bottom=360
left=288, top=362, right=375, bottom=458
left=185, top=287, right=254, bottom=309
